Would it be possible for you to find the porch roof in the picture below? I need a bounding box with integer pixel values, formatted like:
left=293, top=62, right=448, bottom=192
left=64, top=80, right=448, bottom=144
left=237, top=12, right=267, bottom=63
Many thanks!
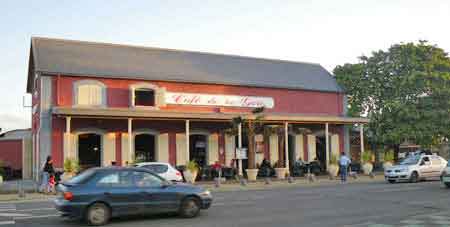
left=52, top=107, right=369, bottom=124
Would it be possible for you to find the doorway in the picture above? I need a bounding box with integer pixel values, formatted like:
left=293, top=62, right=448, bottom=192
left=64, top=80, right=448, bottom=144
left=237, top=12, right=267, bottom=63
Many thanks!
left=190, top=135, right=208, bottom=168
left=78, top=133, right=102, bottom=169
left=134, top=134, right=156, bottom=162
left=316, top=136, right=326, bottom=171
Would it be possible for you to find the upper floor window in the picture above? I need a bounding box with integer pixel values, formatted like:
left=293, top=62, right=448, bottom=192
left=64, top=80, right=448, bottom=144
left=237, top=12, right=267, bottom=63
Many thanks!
left=74, top=80, right=106, bottom=106
left=130, top=83, right=164, bottom=108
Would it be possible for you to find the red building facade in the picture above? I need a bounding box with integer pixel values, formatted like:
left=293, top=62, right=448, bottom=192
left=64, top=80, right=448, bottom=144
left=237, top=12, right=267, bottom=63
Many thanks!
left=27, top=38, right=367, bottom=179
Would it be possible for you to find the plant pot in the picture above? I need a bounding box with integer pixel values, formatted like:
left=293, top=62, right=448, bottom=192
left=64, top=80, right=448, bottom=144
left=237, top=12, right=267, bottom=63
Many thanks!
left=383, top=161, right=393, bottom=170
left=61, top=172, right=75, bottom=182
left=246, top=169, right=258, bottom=181
left=362, top=163, right=373, bottom=175
left=0, top=175, right=3, bottom=184
left=274, top=168, right=287, bottom=180
left=183, top=170, right=198, bottom=184
left=328, top=164, right=339, bottom=177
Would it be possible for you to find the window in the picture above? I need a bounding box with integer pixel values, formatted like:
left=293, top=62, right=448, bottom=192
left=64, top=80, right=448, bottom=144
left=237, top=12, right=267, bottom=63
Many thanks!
left=130, top=83, right=164, bottom=108
left=96, top=171, right=134, bottom=187
left=134, top=88, right=155, bottom=106
left=142, top=164, right=168, bottom=174
left=74, top=80, right=105, bottom=106
left=132, top=171, right=163, bottom=187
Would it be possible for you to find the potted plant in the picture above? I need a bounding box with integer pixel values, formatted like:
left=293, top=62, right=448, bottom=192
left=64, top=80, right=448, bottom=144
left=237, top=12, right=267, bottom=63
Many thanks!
left=328, top=154, right=339, bottom=178
left=62, top=158, right=79, bottom=181
left=383, top=150, right=395, bottom=170
left=183, top=160, right=199, bottom=184
left=274, top=160, right=287, bottom=180
left=361, top=151, right=373, bottom=175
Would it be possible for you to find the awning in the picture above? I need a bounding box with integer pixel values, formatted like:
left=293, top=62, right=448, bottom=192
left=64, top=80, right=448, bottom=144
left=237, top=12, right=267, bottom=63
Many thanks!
left=52, top=107, right=369, bottom=124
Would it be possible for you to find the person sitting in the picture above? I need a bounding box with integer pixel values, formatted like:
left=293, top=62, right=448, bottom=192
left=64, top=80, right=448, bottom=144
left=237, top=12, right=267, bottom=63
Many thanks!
left=292, top=158, right=305, bottom=176
left=211, top=161, right=222, bottom=178
left=258, top=158, right=272, bottom=177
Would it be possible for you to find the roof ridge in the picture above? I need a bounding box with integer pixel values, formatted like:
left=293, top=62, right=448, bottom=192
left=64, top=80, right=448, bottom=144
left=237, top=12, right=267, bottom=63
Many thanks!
left=31, top=36, right=322, bottom=67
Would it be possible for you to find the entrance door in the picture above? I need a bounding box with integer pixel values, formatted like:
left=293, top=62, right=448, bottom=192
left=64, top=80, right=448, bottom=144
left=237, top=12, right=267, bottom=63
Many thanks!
left=134, top=134, right=156, bottom=162
left=78, top=133, right=102, bottom=169
left=189, top=135, right=207, bottom=168
left=316, top=136, right=326, bottom=172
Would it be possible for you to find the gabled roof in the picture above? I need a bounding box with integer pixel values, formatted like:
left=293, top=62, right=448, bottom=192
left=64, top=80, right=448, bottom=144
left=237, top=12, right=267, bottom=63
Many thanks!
left=27, top=37, right=343, bottom=93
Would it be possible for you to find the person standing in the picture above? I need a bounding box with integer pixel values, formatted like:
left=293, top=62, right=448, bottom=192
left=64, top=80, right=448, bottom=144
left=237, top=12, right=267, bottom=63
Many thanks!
left=339, top=152, right=351, bottom=183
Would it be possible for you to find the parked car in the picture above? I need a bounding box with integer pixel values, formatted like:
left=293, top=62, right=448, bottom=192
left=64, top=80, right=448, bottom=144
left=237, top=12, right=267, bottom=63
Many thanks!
left=384, top=154, right=447, bottom=183
left=54, top=167, right=212, bottom=226
left=440, top=161, right=450, bottom=188
left=134, top=162, right=183, bottom=182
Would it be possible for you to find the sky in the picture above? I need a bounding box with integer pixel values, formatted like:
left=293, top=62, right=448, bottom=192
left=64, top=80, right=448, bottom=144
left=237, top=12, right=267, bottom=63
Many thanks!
left=1, top=0, right=449, bottom=132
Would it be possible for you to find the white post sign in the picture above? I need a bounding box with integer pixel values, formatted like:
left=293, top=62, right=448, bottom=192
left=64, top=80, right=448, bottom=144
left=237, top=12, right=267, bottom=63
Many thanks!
left=236, top=148, right=248, bottom=160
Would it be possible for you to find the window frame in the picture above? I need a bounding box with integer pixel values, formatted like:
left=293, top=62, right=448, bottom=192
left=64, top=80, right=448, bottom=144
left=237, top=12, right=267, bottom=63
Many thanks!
left=129, top=83, right=160, bottom=109
left=73, top=80, right=107, bottom=107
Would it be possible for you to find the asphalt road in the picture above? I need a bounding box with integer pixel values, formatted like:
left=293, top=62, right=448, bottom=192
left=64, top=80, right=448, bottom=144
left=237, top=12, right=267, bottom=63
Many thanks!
left=1, top=180, right=450, bottom=227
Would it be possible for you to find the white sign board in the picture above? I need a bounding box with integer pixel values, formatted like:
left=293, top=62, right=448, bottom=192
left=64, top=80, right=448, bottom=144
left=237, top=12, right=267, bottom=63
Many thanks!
left=165, top=92, right=274, bottom=108
left=236, top=148, right=248, bottom=159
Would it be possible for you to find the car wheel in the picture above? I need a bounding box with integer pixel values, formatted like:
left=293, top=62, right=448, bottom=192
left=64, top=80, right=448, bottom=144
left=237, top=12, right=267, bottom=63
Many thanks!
left=86, top=203, right=110, bottom=226
left=179, top=197, right=200, bottom=218
left=445, top=183, right=450, bottom=188
left=410, top=172, right=419, bottom=183
left=388, top=180, right=396, bottom=184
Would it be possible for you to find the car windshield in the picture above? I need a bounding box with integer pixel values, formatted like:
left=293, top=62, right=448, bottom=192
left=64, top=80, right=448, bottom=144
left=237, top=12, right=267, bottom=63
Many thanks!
left=64, top=169, right=96, bottom=185
left=142, top=164, right=168, bottom=174
left=399, top=156, right=421, bottom=165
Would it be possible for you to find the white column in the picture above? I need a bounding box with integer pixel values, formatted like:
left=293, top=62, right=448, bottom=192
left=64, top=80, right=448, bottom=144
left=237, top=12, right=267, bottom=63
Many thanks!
left=360, top=124, right=364, bottom=162
left=128, top=118, right=133, bottom=164
left=325, top=123, right=329, bottom=170
left=186, top=120, right=190, bottom=162
left=66, top=117, right=71, bottom=156
left=238, top=123, right=243, bottom=176
left=284, top=122, right=289, bottom=172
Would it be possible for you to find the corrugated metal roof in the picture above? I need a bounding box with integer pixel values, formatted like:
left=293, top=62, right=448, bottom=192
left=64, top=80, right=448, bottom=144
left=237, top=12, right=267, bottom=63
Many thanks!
left=28, top=37, right=343, bottom=93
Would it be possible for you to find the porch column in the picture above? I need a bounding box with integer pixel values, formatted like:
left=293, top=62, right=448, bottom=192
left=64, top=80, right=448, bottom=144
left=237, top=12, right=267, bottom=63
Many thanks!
left=325, top=123, right=329, bottom=170
left=186, top=120, right=190, bottom=162
left=284, top=122, right=289, bottom=172
left=66, top=116, right=71, bottom=158
left=66, top=117, right=72, bottom=150
left=360, top=124, right=364, bottom=162
left=128, top=118, right=133, bottom=164
left=238, top=123, right=243, bottom=176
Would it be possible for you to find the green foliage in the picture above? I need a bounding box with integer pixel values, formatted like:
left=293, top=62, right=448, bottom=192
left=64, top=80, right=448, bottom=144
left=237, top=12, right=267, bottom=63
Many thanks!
left=361, top=151, right=373, bottom=163
left=383, top=150, right=395, bottom=162
left=186, top=160, right=199, bottom=172
left=334, top=41, right=450, bottom=147
left=64, top=158, right=79, bottom=173
left=0, top=160, right=4, bottom=177
left=330, top=154, right=338, bottom=165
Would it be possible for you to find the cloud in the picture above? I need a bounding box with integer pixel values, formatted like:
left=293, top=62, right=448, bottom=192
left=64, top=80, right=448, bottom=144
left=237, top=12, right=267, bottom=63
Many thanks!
left=0, top=113, right=30, bottom=133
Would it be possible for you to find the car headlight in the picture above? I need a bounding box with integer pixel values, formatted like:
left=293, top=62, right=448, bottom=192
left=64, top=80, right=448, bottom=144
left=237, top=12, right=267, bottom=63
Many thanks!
left=199, top=190, right=211, bottom=197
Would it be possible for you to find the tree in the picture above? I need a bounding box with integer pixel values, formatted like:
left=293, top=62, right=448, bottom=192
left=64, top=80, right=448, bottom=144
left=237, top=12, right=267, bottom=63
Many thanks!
left=334, top=41, right=450, bottom=149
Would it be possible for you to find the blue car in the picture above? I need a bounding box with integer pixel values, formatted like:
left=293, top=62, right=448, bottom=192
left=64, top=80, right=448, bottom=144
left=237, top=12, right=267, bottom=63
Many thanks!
left=54, top=167, right=212, bottom=226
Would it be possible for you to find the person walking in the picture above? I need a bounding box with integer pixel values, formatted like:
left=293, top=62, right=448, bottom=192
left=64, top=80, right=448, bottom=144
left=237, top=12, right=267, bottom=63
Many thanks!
left=40, top=156, right=55, bottom=193
left=339, top=152, right=351, bottom=183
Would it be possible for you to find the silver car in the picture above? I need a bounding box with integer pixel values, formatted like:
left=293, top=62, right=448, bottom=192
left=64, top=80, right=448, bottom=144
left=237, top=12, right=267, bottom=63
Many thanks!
left=384, top=154, right=447, bottom=183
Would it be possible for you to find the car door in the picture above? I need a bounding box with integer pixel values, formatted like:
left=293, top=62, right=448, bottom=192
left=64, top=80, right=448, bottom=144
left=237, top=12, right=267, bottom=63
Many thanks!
left=430, top=157, right=443, bottom=177
left=132, top=170, right=179, bottom=213
left=418, top=157, right=432, bottom=178
left=95, top=171, right=144, bottom=216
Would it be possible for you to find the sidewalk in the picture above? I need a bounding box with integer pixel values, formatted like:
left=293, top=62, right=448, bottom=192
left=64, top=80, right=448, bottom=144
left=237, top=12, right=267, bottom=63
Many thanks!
left=198, top=174, right=386, bottom=192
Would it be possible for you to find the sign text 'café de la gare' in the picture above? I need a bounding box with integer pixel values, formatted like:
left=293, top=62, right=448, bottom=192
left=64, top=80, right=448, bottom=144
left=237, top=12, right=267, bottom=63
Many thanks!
left=165, top=92, right=275, bottom=108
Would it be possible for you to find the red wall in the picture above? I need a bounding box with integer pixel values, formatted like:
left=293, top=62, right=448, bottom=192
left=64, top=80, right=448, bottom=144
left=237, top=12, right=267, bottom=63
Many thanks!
left=54, top=76, right=344, bottom=116
left=0, top=140, right=23, bottom=170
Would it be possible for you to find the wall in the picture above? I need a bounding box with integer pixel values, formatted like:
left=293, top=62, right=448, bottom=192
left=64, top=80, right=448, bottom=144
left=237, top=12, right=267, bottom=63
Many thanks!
left=54, top=76, right=344, bottom=115
left=0, top=140, right=23, bottom=170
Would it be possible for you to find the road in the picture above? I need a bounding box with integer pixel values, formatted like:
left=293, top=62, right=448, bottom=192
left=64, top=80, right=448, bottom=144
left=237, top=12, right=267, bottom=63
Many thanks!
left=1, top=180, right=450, bottom=227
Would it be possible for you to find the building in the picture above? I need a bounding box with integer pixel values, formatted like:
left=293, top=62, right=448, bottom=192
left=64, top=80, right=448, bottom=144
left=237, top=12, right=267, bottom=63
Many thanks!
left=0, top=129, right=32, bottom=179
left=27, top=37, right=368, bottom=179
